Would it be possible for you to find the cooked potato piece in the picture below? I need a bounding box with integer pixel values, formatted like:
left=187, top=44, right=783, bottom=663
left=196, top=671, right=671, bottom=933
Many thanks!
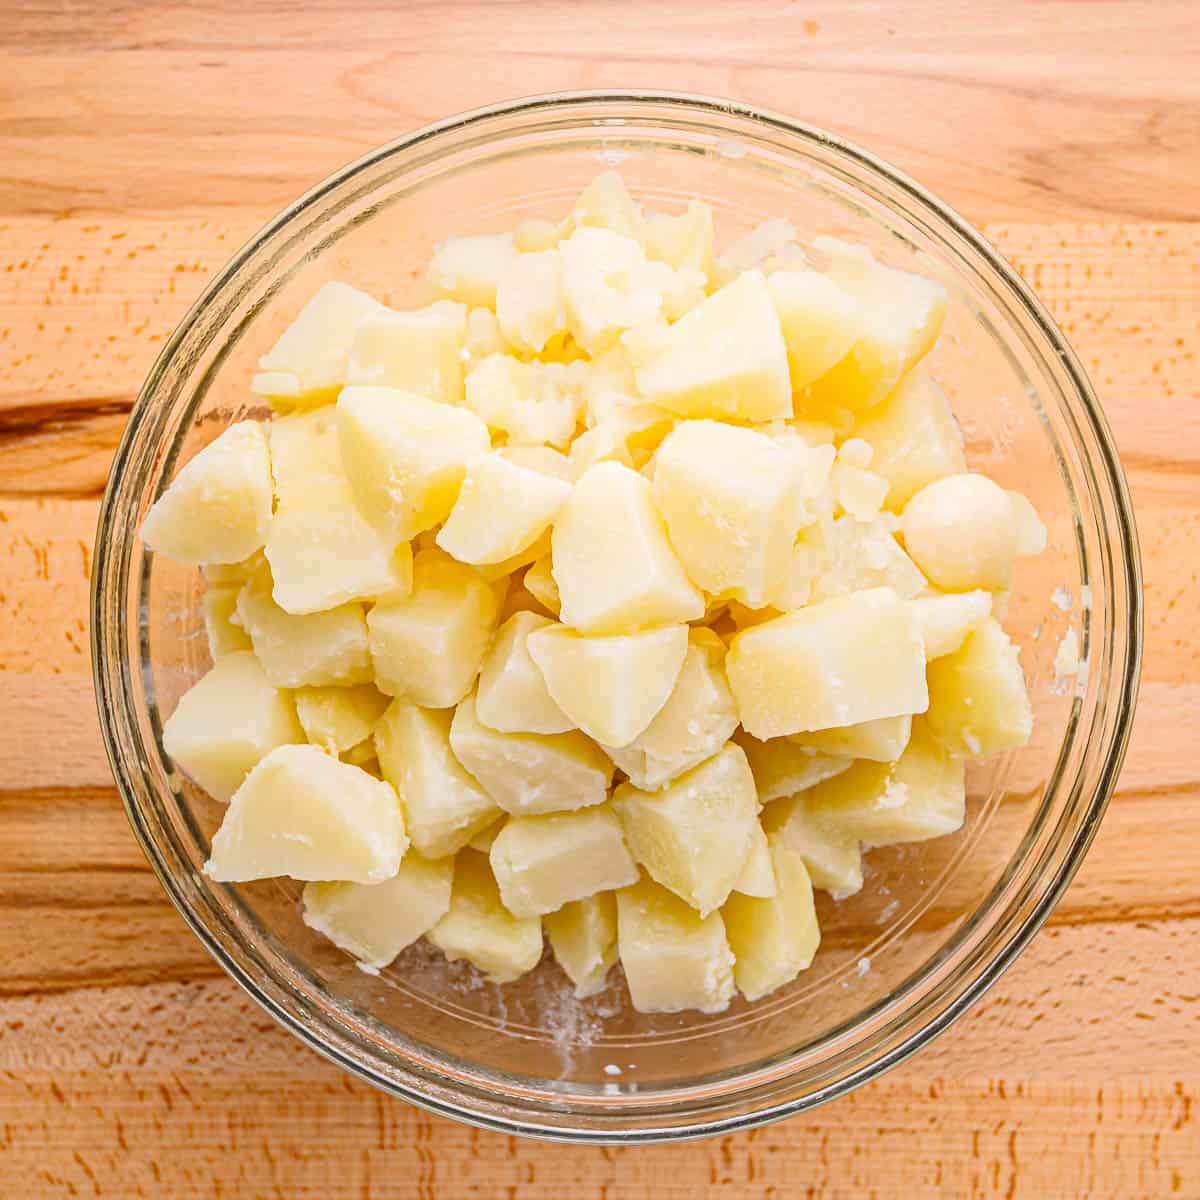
left=522, top=556, right=561, bottom=615
left=202, top=586, right=252, bottom=659
left=714, top=219, right=796, bottom=285
left=429, top=233, right=519, bottom=309
left=200, top=550, right=266, bottom=588
left=809, top=515, right=928, bottom=604
left=925, top=617, right=1033, bottom=756
left=1007, top=490, right=1048, bottom=556
left=732, top=819, right=777, bottom=898
left=345, top=300, right=467, bottom=405
left=616, top=878, right=735, bottom=1014
left=545, top=892, right=618, bottom=998
left=302, top=851, right=453, bottom=969
left=768, top=269, right=861, bottom=390
left=496, top=249, right=566, bottom=354
left=465, top=354, right=582, bottom=449
left=643, top=200, right=714, bottom=276
left=204, top=745, right=406, bottom=883
left=831, top=458, right=889, bottom=523
left=489, top=806, right=638, bottom=918
left=791, top=713, right=912, bottom=763
left=570, top=170, right=644, bottom=242
left=427, top=850, right=543, bottom=983
left=727, top=588, right=928, bottom=739
left=762, top=793, right=864, bottom=898
left=736, top=732, right=853, bottom=805
left=476, top=611, right=573, bottom=735
left=142, top=422, right=273, bottom=565
left=515, top=217, right=569, bottom=253
left=909, top=590, right=992, bottom=659
left=293, top=684, right=388, bottom=756
left=468, top=816, right=506, bottom=853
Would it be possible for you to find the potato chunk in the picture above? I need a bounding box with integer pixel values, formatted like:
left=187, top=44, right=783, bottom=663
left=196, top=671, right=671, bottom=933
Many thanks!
left=427, top=850, right=543, bottom=984
left=925, top=617, right=1033, bottom=756
left=522, top=556, right=561, bottom=615
left=367, top=550, right=500, bottom=707
left=652, top=420, right=802, bottom=606
left=768, top=269, right=861, bottom=390
left=570, top=170, right=644, bottom=241
left=496, top=249, right=566, bottom=354
left=449, top=692, right=613, bottom=816
left=809, top=515, right=928, bottom=604
left=732, top=819, right=777, bottom=898
left=613, top=744, right=759, bottom=916
left=727, top=587, right=928, bottom=739
left=465, top=354, right=582, bottom=449
left=294, top=683, right=389, bottom=756
left=204, top=745, right=406, bottom=883
left=489, top=806, right=638, bottom=918
left=791, top=713, right=912, bottom=763
left=374, top=700, right=500, bottom=858
left=762, top=794, right=864, bottom=898
left=141, top=422, right=273, bottom=565
left=616, top=878, right=735, bottom=1014
left=202, top=586, right=252, bottom=659
left=724, top=839, right=820, bottom=1000
left=302, top=851, right=453, bottom=969
left=475, top=611, right=573, bottom=735
left=545, top=892, right=618, bottom=998
left=345, top=301, right=467, bottom=405
left=909, top=590, right=992, bottom=659
left=429, top=233, right=518, bottom=309
left=552, top=461, right=703, bottom=635
left=163, top=650, right=302, bottom=802
left=736, top=732, right=853, bottom=805
left=643, top=200, right=714, bottom=276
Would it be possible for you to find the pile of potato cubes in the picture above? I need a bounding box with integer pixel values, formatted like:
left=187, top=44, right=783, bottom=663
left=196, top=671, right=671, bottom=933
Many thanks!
left=143, top=172, right=1044, bottom=1015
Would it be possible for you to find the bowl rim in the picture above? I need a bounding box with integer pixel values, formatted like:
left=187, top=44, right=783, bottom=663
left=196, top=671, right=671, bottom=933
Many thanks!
left=92, top=88, right=1143, bottom=1143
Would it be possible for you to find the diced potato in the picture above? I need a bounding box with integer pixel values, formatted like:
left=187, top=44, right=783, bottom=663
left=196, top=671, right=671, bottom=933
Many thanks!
left=762, top=793, right=864, bottom=898
left=374, top=700, right=500, bottom=858
left=791, top=713, right=912, bottom=763
left=636, top=270, right=792, bottom=422
left=643, top=200, right=714, bottom=276
left=735, top=732, right=852, bottom=804
left=853, top=369, right=966, bottom=508
left=465, top=354, right=582, bottom=448
left=367, top=549, right=501, bottom=707
left=163, top=650, right=302, bottom=802
left=809, top=515, right=927, bottom=604
left=463, top=305, right=507, bottom=367
left=345, top=301, right=467, bottom=405
left=302, top=851, right=453, bottom=969
left=606, top=628, right=739, bottom=790
left=294, top=684, right=389, bottom=756
left=831, top=460, right=889, bottom=522
left=1007, top=490, right=1048, bottom=556
left=237, top=566, right=372, bottom=688
left=552, top=461, right=703, bottom=634
left=449, top=692, right=613, bottom=816
left=142, top=422, right=273, bottom=565
left=202, top=586, right=252, bottom=659
left=925, top=617, right=1033, bottom=756
left=205, top=745, right=406, bottom=883
left=732, top=819, right=776, bottom=898
left=806, top=722, right=965, bottom=847
left=902, top=473, right=1019, bottom=592
left=800, top=238, right=947, bottom=414
left=724, top=839, right=820, bottom=1000
left=526, top=623, right=689, bottom=748
left=714, top=219, right=797, bottom=286
left=201, top=550, right=266, bottom=588
left=342, top=741, right=379, bottom=770
left=570, top=170, right=644, bottom=241
left=496, top=249, right=566, bottom=354
left=515, top=217, right=569, bottom=252
left=336, top=385, right=490, bottom=541
left=545, top=892, right=618, bottom=998
left=522, top=556, right=561, bottom=615
left=909, top=590, right=992, bottom=659
left=429, top=233, right=518, bottom=309
left=489, top=806, right=638, bottom=918
left=436, top=452, right=572, bottom=566
left=616, top=878, right=735, bottom=1014
left=568, top=423, right=636, bottom=475
left=267, top=407, right=412, bottom=613
left=727, top=588, right=928, bottom=739
left=613, top=744, right=758, bottom=916
left=468, top=816, right=506, bottom=853
left=768, top=269, right=861, bottom=390
left=475, top=611, right=573, bottom=735
left=251, top=281, right=385, bottom=407
left=497, top=444, right=574, bottom=480
left=471, top=531, right=551, bottom=585
left=427, top=850, right=544, bottom=983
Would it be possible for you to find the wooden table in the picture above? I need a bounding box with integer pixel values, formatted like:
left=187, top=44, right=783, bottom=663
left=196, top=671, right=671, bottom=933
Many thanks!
left=1, top=2, right=1196, bottom=1195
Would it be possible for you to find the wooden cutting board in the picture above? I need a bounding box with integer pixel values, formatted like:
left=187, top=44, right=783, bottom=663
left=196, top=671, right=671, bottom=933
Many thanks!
left=1, top=2, right=1196, bottom=1195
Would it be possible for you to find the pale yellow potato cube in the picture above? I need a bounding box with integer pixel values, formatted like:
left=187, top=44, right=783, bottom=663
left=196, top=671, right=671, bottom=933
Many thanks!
left=465, top=354, right=582, bottom=449
left=605, top=628, right=739, bottom=790
left=1007, top=490, right=1048, bottom=556
left=472, top=530, right=551, bottom=584
left=568, top=424, right=636, bottom=475
left=636, top=270, right=792, bottom=422
left=515, top=217, right=569, bottom=252
left=792, top=713, right=913, bottom=763
left=552, top=461, right=703, bottom=634
left=545, top=892, right=618, bottom=998
left=476, top=611, right=573, bottom=736
left=427, top=850, right=543, bottom=984
left=302, top=851, right=453, bottom=969
left=429, top=233, right=518, bottom=309
left=926, top=617, right=1033, bottom=757
left=367, top=550, right=500, bottom=707
left=616, top=878, right=735, bottom=1014
left=729, top=588, right=928, bottom=739
left=831, top=460, right=889, bottom=522
left=163, top=650, right=301, bottom=802
left=762, top=793, right=864, bottom=898
left=293, top=683, right=389, bottom=755
left=909, top=590, right=992, bottom=659
left=202, top=586, right=252, bottom=659
left=806, top=722, right=965, bottom=847
left=613, top=743, right=758, bottom=916
left=462, top=306, right=507, bottom=370
left=497, top=444, right=574, bottom=481
left=724, top=838, right=820, bottom=1001
left=852, top=369, right=966, bottom=509
left=714, top=219, right=797, bottom=286
left=468, top=816, right=506, bottom=853
left=251, top=281, right=385, bottom=407
left=267, top=407, right=412, bottom=613
left=496, top=249, right=566, bottom=354
left=652, top=420, right=802, bottom=606
left=522, top=556, right=561, bottom=615
left=526, top=623, right=689, bottom=748
left=201, top=549, right=266, bottom=588
left=205, top=745, right=406, bottom=883
left=374, top=700, right=500, bottom=858
left=809, top=515, right=928, bottom=605
left=345, top=300, right=467, bottom=405
left=643, top=200, right=714, bottom=276
left=570, top=170, right=644, bottom=241
left=489, top=806, right=638, bottom=918
left=735, top=732, right=852, bottom=804
left=768, top=269, right=862, bottom=390
left=436, top=452, right=572, bottom=566
left=732, top=819, right=777, bottom=898
left=449, top=692, right=614, bottom=816
left=237, top=567, right=372, bottom=688
left=142, top=422, right=273, bottom=565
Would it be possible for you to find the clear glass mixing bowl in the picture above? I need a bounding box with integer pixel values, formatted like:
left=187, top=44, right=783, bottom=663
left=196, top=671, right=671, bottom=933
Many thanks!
left=92, top=92, right=1141, bottom=1142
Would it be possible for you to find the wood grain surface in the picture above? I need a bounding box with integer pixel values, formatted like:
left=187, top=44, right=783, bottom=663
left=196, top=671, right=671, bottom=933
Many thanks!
left=1, top=2, right=1197, bottom=1195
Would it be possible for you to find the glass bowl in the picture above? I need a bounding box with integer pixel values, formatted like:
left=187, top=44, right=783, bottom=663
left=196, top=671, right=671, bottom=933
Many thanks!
left=92, top=91, right=1142, bottom=1142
